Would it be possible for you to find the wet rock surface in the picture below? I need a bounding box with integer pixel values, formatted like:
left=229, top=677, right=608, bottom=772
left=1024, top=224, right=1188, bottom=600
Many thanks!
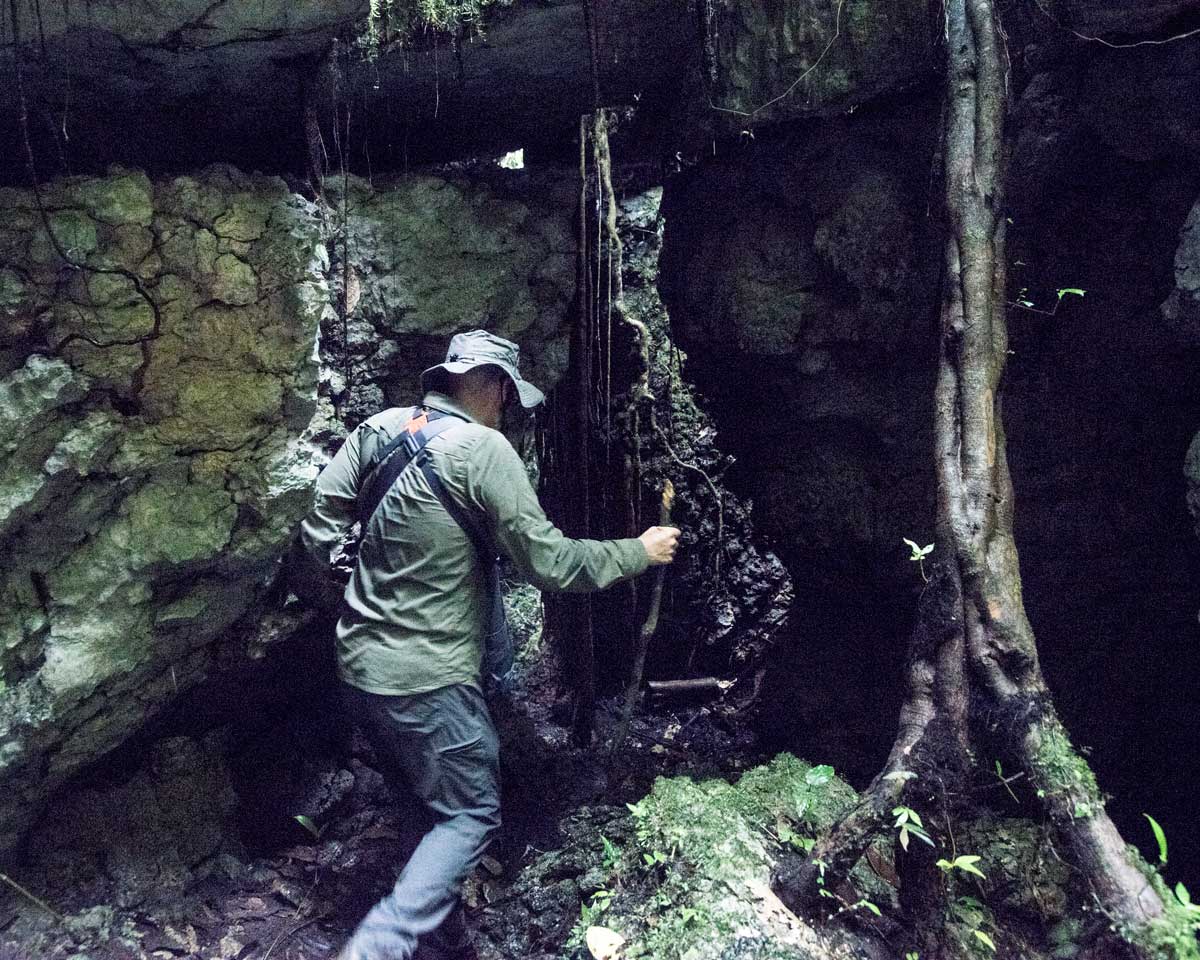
left=0, top=159, right=587, bottom=859
left=317, top=165, right=578, bottom=428
left=0, top=652, right=769, bottom=960
left=0, top=165, right=328, bottom=855
left=617, top=188, right=793, bottom=690
left=658, top=25, right=1200, bottom=887
left=659, top=105, right=942, bottom=609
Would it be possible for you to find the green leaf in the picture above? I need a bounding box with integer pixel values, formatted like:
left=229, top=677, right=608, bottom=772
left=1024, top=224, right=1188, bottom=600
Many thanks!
left=861, top=900, right=882, bottom=917
left=1143, top=814, right=1168, bottom=865
left=913, top=828, right=936, bottom=847
left=974, top=930, right=997, bottom=952
left=899, top=827, right=910, bottom=852
left=805, top=764, right=835, bottom=786
left=1056, top=288, right=1085, bottom=300
left=918, top=543, right=934, bottom=557
left=1176, top=882, right=1192, bottom=907
left=293, top=814, right=320, bottom=839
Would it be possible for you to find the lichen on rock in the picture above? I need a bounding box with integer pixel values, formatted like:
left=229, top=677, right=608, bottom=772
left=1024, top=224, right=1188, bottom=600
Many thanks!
left=0, top=166, right=330, bottom=853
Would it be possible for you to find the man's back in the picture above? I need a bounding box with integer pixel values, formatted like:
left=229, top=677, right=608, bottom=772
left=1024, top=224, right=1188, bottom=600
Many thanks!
left=341, top=401, right=493, bottom=695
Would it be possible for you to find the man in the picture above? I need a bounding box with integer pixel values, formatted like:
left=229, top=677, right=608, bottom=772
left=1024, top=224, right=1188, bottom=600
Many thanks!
left=296, top=330, right=680, bottom=960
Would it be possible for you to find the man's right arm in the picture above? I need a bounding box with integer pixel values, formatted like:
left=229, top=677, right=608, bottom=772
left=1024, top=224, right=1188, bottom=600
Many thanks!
left=464, top=430, right=677, bottom=593
left=290, top=426, right=365, bottom=612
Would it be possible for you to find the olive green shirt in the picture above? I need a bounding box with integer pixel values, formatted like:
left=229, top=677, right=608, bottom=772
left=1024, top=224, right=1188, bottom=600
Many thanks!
left=298, top=392, right=649, bottom=696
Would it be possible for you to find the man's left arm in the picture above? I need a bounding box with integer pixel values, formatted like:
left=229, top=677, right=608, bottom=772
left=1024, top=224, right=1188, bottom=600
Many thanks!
left=290, top=426, right=365, bottom=612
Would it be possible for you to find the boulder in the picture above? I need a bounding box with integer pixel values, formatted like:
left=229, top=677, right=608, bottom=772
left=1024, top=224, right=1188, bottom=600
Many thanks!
left=0, top=160, right=584, bottom=853
left=1164, top=197, right=1200, bottom=345
left=0, top=166, right=329, bottom=853
left=0, top=0, right=945, bottom=178
left=317, top=166, right=577, bottom=426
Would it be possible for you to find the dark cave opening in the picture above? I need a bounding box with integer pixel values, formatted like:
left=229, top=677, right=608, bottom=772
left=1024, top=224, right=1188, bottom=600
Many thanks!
left=654, top=98, right=1200, bottom=894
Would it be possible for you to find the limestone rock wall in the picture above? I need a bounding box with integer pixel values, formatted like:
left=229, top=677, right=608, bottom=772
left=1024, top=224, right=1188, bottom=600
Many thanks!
left=0, top=166, right=330, bottom=852
left=659, top=106, right=942, bottom=606
left=1175, top=199, right=1200, bottom=536
left=705, top=0, right=931, bottom=127
left=317, top=167, right=576, bottom=427
left=0, top=160, right=583, bottom=855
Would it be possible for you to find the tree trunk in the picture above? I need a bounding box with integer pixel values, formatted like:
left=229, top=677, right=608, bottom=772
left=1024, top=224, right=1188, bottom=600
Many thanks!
left=776, top=0, right=1177, bottom=954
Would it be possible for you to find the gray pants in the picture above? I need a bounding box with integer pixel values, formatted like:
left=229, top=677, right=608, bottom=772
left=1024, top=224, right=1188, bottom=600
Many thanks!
left=343, top=683, right=501, bottom=960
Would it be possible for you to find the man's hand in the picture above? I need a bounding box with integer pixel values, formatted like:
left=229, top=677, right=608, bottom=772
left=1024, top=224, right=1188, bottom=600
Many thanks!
left=639, top=526, right=681, bottom=565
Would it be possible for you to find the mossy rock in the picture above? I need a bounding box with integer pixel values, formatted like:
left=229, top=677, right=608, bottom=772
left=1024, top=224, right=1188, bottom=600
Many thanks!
left=592, top=755, right=873, bottom=960
left=73, top=171, right=154, bottom=227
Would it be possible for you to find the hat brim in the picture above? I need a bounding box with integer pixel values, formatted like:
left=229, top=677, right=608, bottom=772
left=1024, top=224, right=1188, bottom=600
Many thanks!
left=421, top=360, right=545, bottom=408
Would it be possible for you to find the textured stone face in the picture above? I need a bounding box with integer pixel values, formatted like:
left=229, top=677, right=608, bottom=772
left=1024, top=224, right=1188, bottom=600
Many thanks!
left=0, top=167, right=330, bottom=852
left=1176, top=200, right=1200, bottom=535
left=706, top=0, right=931, bottom=128
left=0, top=162, right=580, bottom=852
left=317, top=169, right=577, bottom=426
left=1163, top=198, right=1200, bottom=345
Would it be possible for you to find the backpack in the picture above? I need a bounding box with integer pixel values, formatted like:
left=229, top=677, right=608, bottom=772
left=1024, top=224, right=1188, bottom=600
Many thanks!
left=357, top=406, right=514, bottom=692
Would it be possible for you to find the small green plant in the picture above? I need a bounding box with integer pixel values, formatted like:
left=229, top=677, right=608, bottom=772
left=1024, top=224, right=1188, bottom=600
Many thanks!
left=293, top=814, right=326, bottom=841
left=578, top=888, right=614, bottom=930
left=600, top=834, right=622, bottom=872
left=892, top=806, right=934, bottom=851
left=776, top=822, right=816, bottom=853
left=902, top=538, right=934, bottom=582
left=1010, top=286, right=1086, bottom=317
left=1144, top=813, right=1169, bottom=865
left=805, top=764, right=835, bottom=786
left=936, top=855, right=987, bottom=880
left=993, top=760, right=1021, bottom=805
left=1174, top=882, right=1200, bottom=916
left=951, top=896, right=998, bottom=955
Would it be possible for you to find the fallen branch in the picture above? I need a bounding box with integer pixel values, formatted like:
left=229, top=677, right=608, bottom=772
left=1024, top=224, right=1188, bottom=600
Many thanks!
left=646, top=677, right=729, bottom=699
left=0, top=871, right=64, bottom=923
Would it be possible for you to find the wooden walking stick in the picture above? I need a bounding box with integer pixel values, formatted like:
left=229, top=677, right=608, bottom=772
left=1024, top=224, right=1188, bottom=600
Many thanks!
left=611, top=480, right=674, bottom=754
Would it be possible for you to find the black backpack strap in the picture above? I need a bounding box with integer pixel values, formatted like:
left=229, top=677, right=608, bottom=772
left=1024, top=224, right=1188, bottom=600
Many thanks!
left=357, top=409, right=461, bottom=530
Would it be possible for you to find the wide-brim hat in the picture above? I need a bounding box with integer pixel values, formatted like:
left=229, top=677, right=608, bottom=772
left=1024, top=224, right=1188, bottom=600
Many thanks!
left=420, top=329, right=546, bottom=408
